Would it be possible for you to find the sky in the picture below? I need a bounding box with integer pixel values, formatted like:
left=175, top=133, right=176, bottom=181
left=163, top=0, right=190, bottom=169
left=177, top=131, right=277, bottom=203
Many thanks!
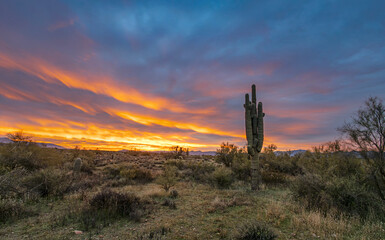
left=0, top=0, right=384, bottom=151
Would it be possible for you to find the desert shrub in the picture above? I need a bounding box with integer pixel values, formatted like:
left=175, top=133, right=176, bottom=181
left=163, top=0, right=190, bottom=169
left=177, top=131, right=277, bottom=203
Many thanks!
left=120, top=165, right=154, bottom=182
left=162, top=198, right=176, bottom=209
left=156, top=166, right=178, bottom=192
left=169, top=189, right=178, bottom=198
left=134, top=226, right=171, bottom=240
left=0, top=168, right=28, bottom=199
left=73, top=189, right=148, bottom=230
left=165, top=146, right=189, bottom=159
left=103, top=166, right=121, bottom=179
left=88, top=189, right=146, bottom=219
left=22, top=168, right=72, bottom=198
left=208, top=196, right=242, bottom=213
left=296, top=143, right=364, bottom=179
left=67, top=175, right=101, bottom=192
left=260, top=170, right=287, bottom=185
left=233, top=221, right=277, bottom=240
left=181, top=161, right=216, bottom=182
left=0, top=142, right=64, bottom=170
left=262, top=153, right=303, bottom=176
left=231, top=156, right=251, bottom=181
left=326, top=177, right=385, bottom=219
left=165, top=159, right=186, bottom=170
left=291, top=174, right=328, bottom=211
left=215, top=142, right=246, bottom=167
left=0, top=198, right=32, bottom=223
left=211, top=167, right=234, bottom=189
left=291, top=173, right=385, bottom=220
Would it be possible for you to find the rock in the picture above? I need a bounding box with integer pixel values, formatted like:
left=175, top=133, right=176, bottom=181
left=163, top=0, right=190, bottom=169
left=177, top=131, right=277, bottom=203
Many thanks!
left=74, top=230, right=83, bottom=235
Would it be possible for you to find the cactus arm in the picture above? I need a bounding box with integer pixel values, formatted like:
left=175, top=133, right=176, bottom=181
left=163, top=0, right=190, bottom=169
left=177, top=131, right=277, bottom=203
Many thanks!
left=252, top=84, right=256, bottom=105
left=256, top=102, right=264, bottom=152
left=244, top=94, right=254, bottom=154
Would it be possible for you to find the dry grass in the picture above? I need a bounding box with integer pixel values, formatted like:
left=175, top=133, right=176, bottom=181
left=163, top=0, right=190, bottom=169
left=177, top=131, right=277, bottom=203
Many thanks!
left=0, top=150, right=384, bottom=240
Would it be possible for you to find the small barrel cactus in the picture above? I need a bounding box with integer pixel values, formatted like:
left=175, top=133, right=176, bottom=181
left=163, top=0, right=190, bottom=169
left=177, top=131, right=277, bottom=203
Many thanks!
left=73, top=157, right=82, bottom=173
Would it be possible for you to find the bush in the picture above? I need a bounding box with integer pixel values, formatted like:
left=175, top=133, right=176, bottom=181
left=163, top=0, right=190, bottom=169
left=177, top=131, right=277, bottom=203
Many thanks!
left=89, top=189, right=146, bottom=219
left=184, top=161, right=216, bottom=183
left=261, top=153, right=303, bottom=176
left=162, top=198, right=176, bottom=209
left=165, top=159, right=186, bottom=170
left=103, top=166, right=121, bottom=179
left=156, top=166, right=178, bottom=192
left=0, top=142, right=64, bottom=170
left=120, top=166, right=154, bottom=182
left=165, top=146, right=189, bottom=159
left=215, top=142, right=246, bottom=167
left=134, top=226, right=171, bottom=240
left=291, top=173, right=385, bottom=220
left=231, top=156, right=251, bottom=181
left=22, top=168, right=72, bottom=198
left=211, top=167, right=234, bottom=189
left=260, top=170, right=287, bottom=185
left=0, top=198, right=32, bottom=223
left=169, top=189, right=178, bottom=198
left=0, top=168, right=28, bottom=199
left=233, top=221, right=277, bottom=240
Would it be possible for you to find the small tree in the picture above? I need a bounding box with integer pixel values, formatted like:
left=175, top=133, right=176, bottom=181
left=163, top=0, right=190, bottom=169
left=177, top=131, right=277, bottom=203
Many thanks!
left=157, top=166, right=178, bottom=192
left=215, top=142, right=240, bottom=167
left=263, top=144, right=277, bottom=154
left=6, top=131, right=32, bottom=143
left=168, top=146, right=189, bottom=159
left=339, top=97, right=385, bottom=200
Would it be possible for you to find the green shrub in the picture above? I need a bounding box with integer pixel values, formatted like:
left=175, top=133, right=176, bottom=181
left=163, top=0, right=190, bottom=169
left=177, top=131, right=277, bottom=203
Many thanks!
left=0, top=168, right=28, bottom=199
left=0, top=142, right=64, bottom=170
left=103, top=166, right=121, bottom=179
left=215, top=142, right=246, bottom=167
left=134, top=226, right=171, bottom=240
left=73, top=189, right=147, bottom=230
left=231, top=156, right=251, bottom=181
left=180, top=161, right=216, bottom=183
left=22, top=168, right=72, bottom=198
left=233, top=221, right=277, bottom=240
left=165, top=159, right=186, bottom=170
left=89, top=189, right=146, bottom=219
left=156, top=166, right=178, bottom=192
left=120, top=166, right=154, bottom=182
left=211, top=167, right=234, bottom=189
left=261, top=154, right=303, bottom=176
left=169, top=189, right=178, bottom=198
left=260, top=170, right=287, bottom=185
left=162, top=198, right=176, bottom=209
left=0, top=198, right=32, bottom=223
left=291, top=173, right=385, bottom=220
left=165, top=146, right=189, bottom=159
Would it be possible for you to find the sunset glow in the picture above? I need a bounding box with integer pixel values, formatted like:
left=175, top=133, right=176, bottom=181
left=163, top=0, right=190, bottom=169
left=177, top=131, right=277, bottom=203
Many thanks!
left=0, top=1, right=384, bottom=151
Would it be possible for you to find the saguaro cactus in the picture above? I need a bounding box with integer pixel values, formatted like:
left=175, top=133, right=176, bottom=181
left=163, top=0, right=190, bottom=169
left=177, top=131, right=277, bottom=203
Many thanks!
left=244, top=84, right=264, bottom=190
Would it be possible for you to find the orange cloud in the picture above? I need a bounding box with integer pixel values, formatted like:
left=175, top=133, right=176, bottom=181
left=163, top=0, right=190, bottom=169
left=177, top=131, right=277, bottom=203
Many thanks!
left=0, top=53, right=215, bottom=115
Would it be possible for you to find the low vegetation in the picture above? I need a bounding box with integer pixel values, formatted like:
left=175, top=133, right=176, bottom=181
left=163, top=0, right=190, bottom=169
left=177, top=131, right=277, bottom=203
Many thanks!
left=0, top=97, right=384, bottom=239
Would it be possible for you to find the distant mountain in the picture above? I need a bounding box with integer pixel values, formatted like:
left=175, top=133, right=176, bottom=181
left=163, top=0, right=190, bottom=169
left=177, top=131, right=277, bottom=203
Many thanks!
left=274, top=150, right=307, bottom=156
left=35, top=142, right=67, bottom=149
left=0, top=137, right=11, bottom=144
left=189, top=151, right=216, bottom=156
left=0, top=137, right=66, bottom=149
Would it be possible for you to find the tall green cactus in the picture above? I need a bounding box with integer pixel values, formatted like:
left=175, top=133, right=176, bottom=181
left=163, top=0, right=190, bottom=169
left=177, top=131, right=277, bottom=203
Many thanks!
left=244, top=84, right=264, bottom=190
